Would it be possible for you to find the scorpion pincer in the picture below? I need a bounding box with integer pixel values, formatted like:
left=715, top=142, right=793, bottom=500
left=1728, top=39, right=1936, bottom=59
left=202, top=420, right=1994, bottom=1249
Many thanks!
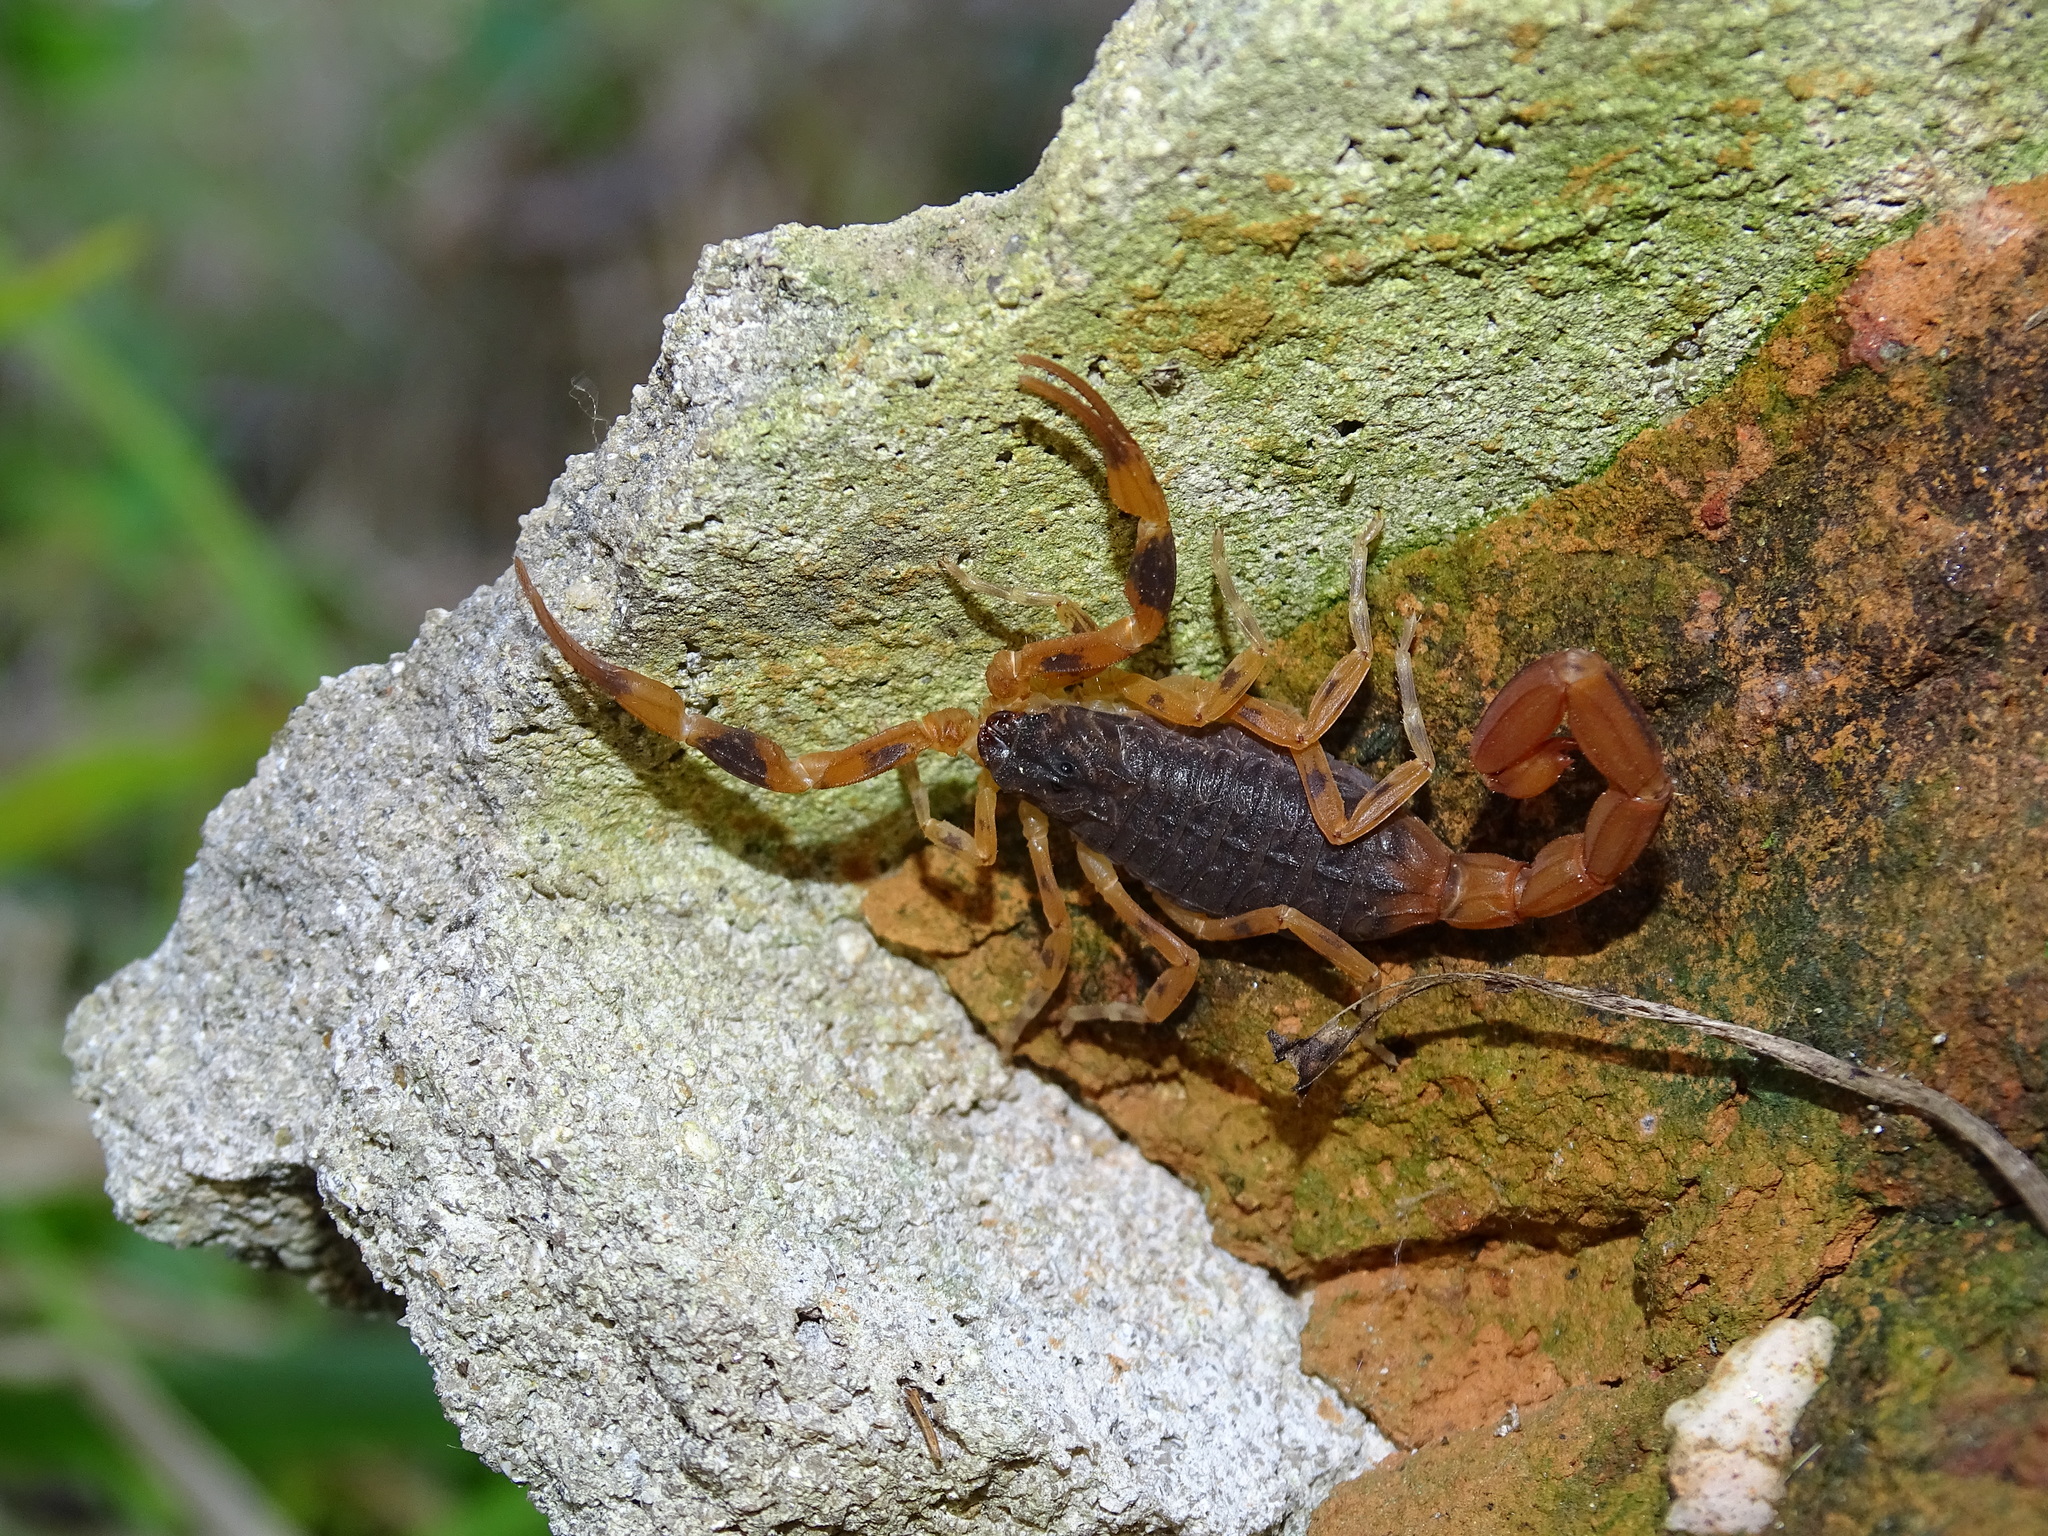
left=517, top=356, right=1672, bottom=1056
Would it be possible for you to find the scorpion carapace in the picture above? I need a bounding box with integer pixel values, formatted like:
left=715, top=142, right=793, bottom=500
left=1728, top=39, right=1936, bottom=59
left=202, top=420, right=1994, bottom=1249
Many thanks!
left=517, top=354, right=1673, bottom=1055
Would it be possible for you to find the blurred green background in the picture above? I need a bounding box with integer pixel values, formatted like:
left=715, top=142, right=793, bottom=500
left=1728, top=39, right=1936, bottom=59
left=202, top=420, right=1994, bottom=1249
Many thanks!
left=0, top=2, right=1120, bottom=1531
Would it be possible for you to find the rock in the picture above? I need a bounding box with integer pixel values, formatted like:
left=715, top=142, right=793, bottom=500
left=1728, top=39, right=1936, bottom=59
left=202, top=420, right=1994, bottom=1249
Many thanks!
left=1778, top=1219, right=2048, bottom=1530
left=1662, top=1317, right=1837, bottom=1534
left=65, top=0, right=2048, bottom=1533
left=1296, top=1237, right=1642, bottom=1450
left=70, top=609, right=1385, bottom=1536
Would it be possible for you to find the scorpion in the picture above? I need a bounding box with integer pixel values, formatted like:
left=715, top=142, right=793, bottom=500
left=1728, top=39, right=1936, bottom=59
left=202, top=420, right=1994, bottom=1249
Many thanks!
left=516, top=356, right=1672, bottom=1058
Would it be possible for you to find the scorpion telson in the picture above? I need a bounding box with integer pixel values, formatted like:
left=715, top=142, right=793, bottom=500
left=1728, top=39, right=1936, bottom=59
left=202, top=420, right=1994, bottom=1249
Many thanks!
left=516, top=355, right=1673, bottom=1054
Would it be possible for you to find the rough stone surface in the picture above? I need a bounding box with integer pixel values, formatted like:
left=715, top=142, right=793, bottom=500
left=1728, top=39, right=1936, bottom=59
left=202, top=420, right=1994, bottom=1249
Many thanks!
left=64, top=1, right=2048, bottom=1533
left=69, top=611, right=1386, bottom=1536
left=1662, top=1317, right=1837, bottom=1534
left=1780, top=1217, right=2048, bottom=1531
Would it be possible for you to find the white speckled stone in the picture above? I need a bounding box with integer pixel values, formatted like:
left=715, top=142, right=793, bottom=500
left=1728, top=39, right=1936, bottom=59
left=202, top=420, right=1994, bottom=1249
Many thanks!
left=1664, top=1317, right=1838, bottom=1534
left=68, top=601, right=1385, bottom=1534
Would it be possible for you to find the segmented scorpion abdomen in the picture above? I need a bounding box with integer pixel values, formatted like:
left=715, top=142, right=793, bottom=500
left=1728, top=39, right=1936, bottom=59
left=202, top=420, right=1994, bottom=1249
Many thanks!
left=978, top=705, right=1453, bottom=942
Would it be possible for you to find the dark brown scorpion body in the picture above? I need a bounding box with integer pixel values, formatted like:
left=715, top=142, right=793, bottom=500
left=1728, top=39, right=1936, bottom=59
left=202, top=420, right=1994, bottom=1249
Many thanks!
left=518, top=355, right=1672, bottom=1056
left=980, top=706, right=1450, bottom=944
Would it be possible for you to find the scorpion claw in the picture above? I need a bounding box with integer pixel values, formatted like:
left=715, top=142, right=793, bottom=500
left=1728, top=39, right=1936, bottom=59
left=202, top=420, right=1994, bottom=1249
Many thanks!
left=1455, top=650, right=1671, bottom=925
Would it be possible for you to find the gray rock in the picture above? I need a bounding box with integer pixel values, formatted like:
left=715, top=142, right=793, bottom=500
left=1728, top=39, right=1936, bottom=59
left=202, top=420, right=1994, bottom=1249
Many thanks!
left=68, top=0, right=2048, bottom=1531
left=70, top=603, right=1383, bottom=1532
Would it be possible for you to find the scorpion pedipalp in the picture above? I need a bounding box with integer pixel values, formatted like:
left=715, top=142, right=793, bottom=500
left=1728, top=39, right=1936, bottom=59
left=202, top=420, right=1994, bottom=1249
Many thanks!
left=982, top=356, right=1177, bottom=701
left=1456, top=648, right=1673, bottom=921
left=516, top=556, right=980, bottom=799
left=1113, top=528, right=1276, bottom=728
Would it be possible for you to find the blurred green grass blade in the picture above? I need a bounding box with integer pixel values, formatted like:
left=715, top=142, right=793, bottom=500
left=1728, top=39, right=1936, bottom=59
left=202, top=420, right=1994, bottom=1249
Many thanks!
left=0, top=708, right=282, bottom=868
left=0, top=221, right=142, bottom=340
left=0, top=1206, right=308, bottom=1536
left=0, top=233, right=330, bottom=691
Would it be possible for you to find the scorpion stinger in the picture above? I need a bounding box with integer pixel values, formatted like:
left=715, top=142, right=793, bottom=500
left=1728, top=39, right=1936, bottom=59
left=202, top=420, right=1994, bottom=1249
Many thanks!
left=1463, top=649, right=1673, bottom=920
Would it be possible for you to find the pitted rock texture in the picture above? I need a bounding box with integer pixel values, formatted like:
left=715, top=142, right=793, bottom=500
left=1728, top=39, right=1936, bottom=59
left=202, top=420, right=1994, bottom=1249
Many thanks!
left=70, top=612, right=1384, bottom=1534
left=65, top=1, right=2048, bottom=1533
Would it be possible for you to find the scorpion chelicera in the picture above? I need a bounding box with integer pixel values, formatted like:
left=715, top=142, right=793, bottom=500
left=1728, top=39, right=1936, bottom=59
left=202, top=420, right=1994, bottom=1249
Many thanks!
left=517, top=356, right=1673, bottom=1057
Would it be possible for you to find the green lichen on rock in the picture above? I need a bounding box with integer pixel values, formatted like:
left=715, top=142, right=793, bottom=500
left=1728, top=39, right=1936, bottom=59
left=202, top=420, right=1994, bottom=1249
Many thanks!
left=518, top=0, right=2048, bottom=861
left=1784, top=1215, right=2048, bottom=1530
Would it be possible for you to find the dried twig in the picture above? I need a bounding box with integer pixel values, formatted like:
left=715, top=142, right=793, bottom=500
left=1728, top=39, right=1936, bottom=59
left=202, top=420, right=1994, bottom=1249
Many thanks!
left=905, top=1385, right=943, bottom=1467
left=1269, top=968, right=2048, bottom=1235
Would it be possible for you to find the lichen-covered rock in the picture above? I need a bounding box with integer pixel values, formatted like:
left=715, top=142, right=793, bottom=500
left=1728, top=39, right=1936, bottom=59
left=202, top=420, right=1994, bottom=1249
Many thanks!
left=65, top=1, right=2048, bottom=1533
left=1295, top=1236, right=1645, bottom=1450
left=490, top=0, right=2045, bottom=862
left=1782, top=1216, right=2048, bottom=1531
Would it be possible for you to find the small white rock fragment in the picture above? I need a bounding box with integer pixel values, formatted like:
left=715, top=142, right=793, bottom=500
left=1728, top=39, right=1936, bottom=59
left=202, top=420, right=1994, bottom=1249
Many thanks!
left=1663, top=1316, right=1839, bottom=1534
left=679, top=1122, right=719, bottom=1162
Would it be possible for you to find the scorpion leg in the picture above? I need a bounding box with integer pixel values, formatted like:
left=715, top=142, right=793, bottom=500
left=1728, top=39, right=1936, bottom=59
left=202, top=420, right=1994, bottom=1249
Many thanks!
left=1210, top=523, right=1436, bottom=845
left=1065, top=842, right=1199, bottom=1026
left=984, top=357, right=1175, bottom=701
left=1149, top=892, right=1399, bottom=1068
left=939, top=557, right=1098, bottom=634
left=898, top=761, right=998, bottom=864
left=1291, top=609, right=1437, bottom=844
left=518, top=558, right=984, bottom=844
left=1119, top=529, right=1269, bottom=726
left=1000, top=800, right=1073, bottom=1054
left=1463, top=649, right=1672, bottom=921
left=1223, top=517, right=1381, bottom=752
